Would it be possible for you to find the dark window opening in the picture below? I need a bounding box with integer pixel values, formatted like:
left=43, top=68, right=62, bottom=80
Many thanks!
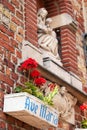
left=54, top=28, right=61, bottom=58
left=83, top=33, right=87, bottom=68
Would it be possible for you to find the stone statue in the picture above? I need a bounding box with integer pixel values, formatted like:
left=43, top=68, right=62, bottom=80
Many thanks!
left=37, top=8, right=60, bottom=59
left=44, top=85, right=77, bottom=124
left=52, top=86, right=77, bottom=123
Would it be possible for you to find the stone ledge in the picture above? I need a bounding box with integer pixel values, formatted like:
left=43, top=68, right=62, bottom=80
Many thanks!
left=38, top=58, right=87, bottom=103
left=20, top=40, right=43, bottom=65
left=43, top=58, right=82, bottom=91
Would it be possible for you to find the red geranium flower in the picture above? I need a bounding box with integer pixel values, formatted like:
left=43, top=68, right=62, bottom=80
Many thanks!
left=34, top=77, right=46, bottom=86
left=48, top=83, right=55, bottom=91
left=20, top=58, right=38, bottom=71
left=80, top=103, right=87, bottom=111
left=30, top=70, right=40, bottom=78
left=80, top=105, right=86, bottom=111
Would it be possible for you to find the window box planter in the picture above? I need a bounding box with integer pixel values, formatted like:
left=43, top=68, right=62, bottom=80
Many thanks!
left=3, top=92, right=58, bottom=129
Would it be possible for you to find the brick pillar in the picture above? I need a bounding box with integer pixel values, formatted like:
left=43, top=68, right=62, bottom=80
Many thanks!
left=44, top=0, right=59, bottom=17
left=0, top=0, right=29, bottom=129
left=25, top=0, right=38, bottom=46
left=44, top=0, right=78, bottom=75
left=61, top=25, right=78, bottom=75
left=44, top=0, right=74, bottom=18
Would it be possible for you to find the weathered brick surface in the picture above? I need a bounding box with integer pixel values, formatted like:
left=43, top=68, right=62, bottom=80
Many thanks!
left=25, top=0, right=38, bottom=46
left=0, top=0, right=87, bottom=130
left=61, top=26, right=78, bottom=75
left=0, top=1, right=26, bottom=129
left=2, top=0, right=15, bottom=13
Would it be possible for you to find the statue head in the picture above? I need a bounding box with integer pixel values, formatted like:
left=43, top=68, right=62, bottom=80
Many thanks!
left=37, top=8, right=48, bottom=18
left=59, top=86, right=67, bottom=95
left=46, top=18, right=52, bottom=26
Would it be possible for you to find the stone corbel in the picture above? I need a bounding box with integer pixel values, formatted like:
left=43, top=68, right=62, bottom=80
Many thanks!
left=50, top=13, right=77, bottom=31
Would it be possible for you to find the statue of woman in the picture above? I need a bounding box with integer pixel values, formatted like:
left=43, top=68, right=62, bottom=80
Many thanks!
left=37, top=8, right=60, bottom=59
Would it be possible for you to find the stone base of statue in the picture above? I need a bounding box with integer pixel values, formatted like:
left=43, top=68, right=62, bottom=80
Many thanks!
left=42, top=51, right=62, bottom=68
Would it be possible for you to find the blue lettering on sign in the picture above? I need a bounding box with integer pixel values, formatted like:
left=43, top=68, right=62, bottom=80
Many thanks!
left=25, top=97, right=30, bottom=110
left=54, top=118, right=58, bottom=125
left=40, top=104, right=47, bottom=118
left=52, top=115, right=58, bottom=125
left=46, top=111, right=53, bottom=122
left=24, top=97, right=58, bottom=126
left=25, top=97, right=38, bottom=114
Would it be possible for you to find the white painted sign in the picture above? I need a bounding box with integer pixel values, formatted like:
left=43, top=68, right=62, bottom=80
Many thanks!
left=3, top=92, right=58, bottom=129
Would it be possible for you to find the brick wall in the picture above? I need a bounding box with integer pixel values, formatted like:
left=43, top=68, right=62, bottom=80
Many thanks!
left=0, top=0, right=87, bottom=130
left=44, top=0, right=74, bottom=18
left=61, top=26, right=78, bottom=75
left=25, top=0, right=38, bottom=46
left=0, top=0, right=32, bottom=130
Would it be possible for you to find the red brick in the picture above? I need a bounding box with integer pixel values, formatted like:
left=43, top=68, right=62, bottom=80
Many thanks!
left=25, top=20, right=37, bottom=32
left=6, top=85, right=11, bottom=94
left=0, top=24, right=14, bottom=38
left=2, top=0, right=15, bottom=13
left=6, top=115, right=15, bottom=124
left=48, top=128, right=54, bottom=130
left=0, top=32, right=9, bottom=43
left=10, top=39, right=18, bottom=48
left=25, top=0, right=37, bottom=8
left=11, top=55, right=17, bottom=64
left=0, top=100, right=3, bottom=109
left=0, top=83, right=6, bottom=91
left=14, top=127, right=20, bottom=130
left=25, top=0, right=37, bottom=45
left=0, top=91, right=4, bottom=99
left=8, top=124, right=14, bottom=130
left=15, top=119, right=23, bottom=127
left=25, top=12, right=37, bottom=24
left=22, top=123, right=32, bottom=130
left=11, top=72, right=18, bottom=80
left=11, top=16, right=23, bottom=26
left=0, top=39, right=15, bottom=53
left=16, top=10, right=23, bottom=20
left=25, top=36, right=38, bottom=46
left=11, top=0, right=19, bottom=8
left=0, top=111, right=7, bottom=120
left=25, top=2, right=37, bottom=13
left=0, top=72, right=14, bottom=86
left=4, top=58, right=15, bottom=70
left=83, top=87, right=87, bottom=93
left=20, top=76, right=27, bottom=84
left=16, top=49, right=22, bottom=58
left=0, top=121, right=6, bottom=129
left=25, top=29, right=38, bottom=41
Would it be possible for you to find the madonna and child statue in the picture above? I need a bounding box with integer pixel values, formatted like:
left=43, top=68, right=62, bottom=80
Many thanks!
left=37, top=8, right=62, bottom=64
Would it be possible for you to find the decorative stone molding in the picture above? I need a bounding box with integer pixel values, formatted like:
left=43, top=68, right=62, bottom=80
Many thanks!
left=46, top=86, right=77, bottom=124
left=43, top=57, right=82, bottom=92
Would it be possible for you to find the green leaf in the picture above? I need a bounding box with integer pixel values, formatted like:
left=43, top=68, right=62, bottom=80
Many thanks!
left=14, top=86, right=22, bottom=93
left=22, top=88, right=32, bottom=94
left=81, top=120, right=87, bottom=128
